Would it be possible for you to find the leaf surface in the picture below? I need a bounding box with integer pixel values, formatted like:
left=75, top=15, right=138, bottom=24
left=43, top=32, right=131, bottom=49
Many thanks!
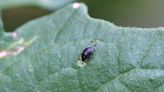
left=0, top=3, right=164, bottom=92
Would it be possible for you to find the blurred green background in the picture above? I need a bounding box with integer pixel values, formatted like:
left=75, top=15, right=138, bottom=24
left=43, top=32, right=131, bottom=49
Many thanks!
left=2, top=0, right=164, bottom=31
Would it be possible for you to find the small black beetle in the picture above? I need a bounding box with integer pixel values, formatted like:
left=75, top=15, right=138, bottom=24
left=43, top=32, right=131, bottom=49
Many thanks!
left=81, top=47, right=94, bottom=62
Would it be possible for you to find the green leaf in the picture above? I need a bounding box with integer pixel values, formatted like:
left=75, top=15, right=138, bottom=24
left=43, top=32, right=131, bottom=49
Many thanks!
left=0, top=3, right=164, bottom=92
left=0, top=0, right=77, bottom=10
left=0, top=12, right=4, bottom=37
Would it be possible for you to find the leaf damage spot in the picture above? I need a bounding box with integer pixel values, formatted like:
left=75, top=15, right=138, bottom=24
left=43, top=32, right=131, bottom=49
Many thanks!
left=12, top=32, right=17, bottom=39
left=72, top=3, right=81, bottom=9
left=0, top=36, right=38, bottom=59
left=77, top=60, right=86, bottom=67
left=0, top=51, right=11, bottom=58
left=13, top=46, right=25, bottom=55
left=0, top=46, right=24, bottom=58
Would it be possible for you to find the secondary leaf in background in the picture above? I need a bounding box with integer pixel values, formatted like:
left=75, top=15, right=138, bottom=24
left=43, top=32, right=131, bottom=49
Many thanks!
left=0, top=13, right=4, bottom=37
left=0, top=0, right=77, bottom=10
left=0, top=3, right=164, bottom=92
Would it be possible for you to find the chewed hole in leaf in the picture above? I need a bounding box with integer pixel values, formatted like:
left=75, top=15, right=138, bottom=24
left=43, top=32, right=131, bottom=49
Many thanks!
left=77, top=60, right=86, bottom=67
